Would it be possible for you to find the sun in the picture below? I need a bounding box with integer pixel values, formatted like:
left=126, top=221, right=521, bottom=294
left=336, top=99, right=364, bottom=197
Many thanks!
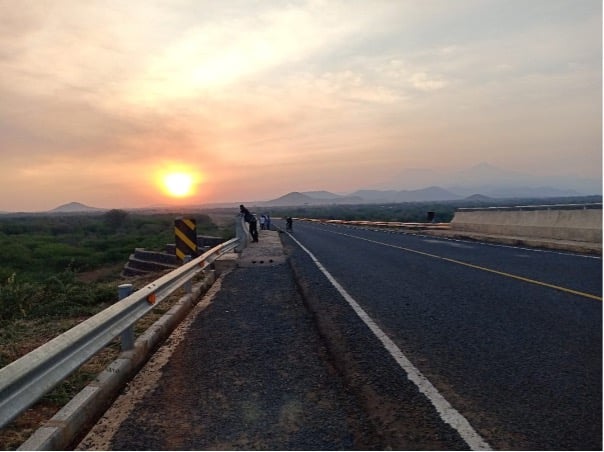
left=162, top=172, right=194, bottom=197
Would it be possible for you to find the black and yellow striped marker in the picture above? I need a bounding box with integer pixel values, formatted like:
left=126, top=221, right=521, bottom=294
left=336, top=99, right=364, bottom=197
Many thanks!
left=174, top=218, right=197, bottom=262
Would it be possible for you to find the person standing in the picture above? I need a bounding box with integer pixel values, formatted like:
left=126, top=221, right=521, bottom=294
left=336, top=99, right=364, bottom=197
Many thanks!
left=240, top=204, right=258, bottom=242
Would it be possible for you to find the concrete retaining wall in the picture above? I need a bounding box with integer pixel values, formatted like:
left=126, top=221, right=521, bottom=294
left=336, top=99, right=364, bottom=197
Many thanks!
left=450, top=204, right=602, bottom=243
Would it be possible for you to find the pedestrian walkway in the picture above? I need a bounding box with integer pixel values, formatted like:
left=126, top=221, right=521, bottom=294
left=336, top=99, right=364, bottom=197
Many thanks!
left=78, top=230, right=377, bottom=450
left=237, top=229, right=288, bottom=267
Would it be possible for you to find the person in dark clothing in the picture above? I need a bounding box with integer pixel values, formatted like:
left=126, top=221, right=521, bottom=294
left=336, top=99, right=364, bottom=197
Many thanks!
left=286, top=216, right=293, bottom=232
left=240, top=204, right=259, bottom=242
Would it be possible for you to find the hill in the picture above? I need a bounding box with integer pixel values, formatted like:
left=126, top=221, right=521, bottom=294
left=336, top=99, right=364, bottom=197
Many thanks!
left=300, top=190, right=342, bottom=200
left=349, top=186, right=461, bottom=203
left=49, top=202, right=106, bottom=213
left=262, top=192, right=364, bottom=207
left=263, top=187, right=463, bottom=207
left=387, top=163, right=600, bottom=197
left=464, top=194, right=493, bottom=201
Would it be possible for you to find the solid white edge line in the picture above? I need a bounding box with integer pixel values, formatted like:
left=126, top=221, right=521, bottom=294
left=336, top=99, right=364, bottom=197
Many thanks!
left=289, top=233, right=492, bottom=451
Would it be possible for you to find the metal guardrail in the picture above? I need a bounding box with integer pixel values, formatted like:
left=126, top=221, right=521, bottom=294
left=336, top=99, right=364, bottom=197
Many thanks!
left=457, top=203, right=602, bottom=212
left=0, top=237, right=239, bottom=429
left=296, top=218, right=450, bottom=230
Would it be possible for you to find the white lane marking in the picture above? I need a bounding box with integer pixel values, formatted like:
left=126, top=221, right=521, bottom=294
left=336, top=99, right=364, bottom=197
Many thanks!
left=422, top=239, right=475, bottom=248
left=319, top=221, right=602, bottom=260
left=288, top=232, right=492, bottom=451
left=322, top=227, right=602, bottom=301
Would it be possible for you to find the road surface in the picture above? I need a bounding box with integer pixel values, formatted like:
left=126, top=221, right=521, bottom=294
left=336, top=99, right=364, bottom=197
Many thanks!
left=279, top=219, right=601, bottom=450
left=77, top=223, right=601, bottom=450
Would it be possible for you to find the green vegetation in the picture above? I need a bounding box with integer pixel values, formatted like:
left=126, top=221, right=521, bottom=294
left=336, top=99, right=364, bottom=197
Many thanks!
left=1, top=196, right=599, bottom=336
left=0, top=210, right=235, bottom=447
left=0, top=210, right=231, bottom=326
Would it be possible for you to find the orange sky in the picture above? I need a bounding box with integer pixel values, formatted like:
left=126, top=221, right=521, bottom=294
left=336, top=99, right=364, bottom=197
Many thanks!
left=0, top=0, right=601, bottom=211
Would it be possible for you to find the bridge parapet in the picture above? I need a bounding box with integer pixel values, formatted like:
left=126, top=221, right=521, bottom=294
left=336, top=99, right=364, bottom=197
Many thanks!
left=451, top=203, right=602, bottom=243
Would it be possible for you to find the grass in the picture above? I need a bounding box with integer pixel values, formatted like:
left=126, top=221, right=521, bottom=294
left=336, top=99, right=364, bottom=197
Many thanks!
left=0, top=211, right=235, bottom=450
left=0, top=268, right=209, bottom=450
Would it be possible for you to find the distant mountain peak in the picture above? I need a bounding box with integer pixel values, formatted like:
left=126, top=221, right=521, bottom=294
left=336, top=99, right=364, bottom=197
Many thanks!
left=301, top=190, right=341, bottom=200
left=263, top=192, right=313, bottom=206
left=262, top=191, right=363, bottom=207
left=464, top=194, right=493, bottom=201
left=49, top=202, right=104, bottom=213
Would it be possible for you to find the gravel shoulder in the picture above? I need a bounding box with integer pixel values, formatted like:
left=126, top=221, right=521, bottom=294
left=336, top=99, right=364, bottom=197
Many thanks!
left=77, top=229, right=472, bottom=450
left=78, top=234, right=379, bottom=450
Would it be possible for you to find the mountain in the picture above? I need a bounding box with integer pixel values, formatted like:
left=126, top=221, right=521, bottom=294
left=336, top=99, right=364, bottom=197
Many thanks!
left=49, top=202, right=106, bottom=213
left=216, top=162, right=602, bottom=208
left=264, top=192, right=314, bottom=206
left=464, top=194, right=494, bottom=201
left=261, top=186, right=463, bottom=207
left=348, top=190, right=401, bottom=202
left=349, top=186, right=461, bottom=203
left=301, top=190, right=342, bottom=200
left=262, top=191, right=364, bottom=206
left=385, top=163, right=601, bottom=196
left=447, top=184, right=583, bottom=198
left=399, top=186, right=461, bottom=202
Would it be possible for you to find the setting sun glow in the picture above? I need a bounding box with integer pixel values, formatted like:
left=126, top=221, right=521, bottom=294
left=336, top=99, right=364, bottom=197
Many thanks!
left=162, top=172, right=195, bottom=197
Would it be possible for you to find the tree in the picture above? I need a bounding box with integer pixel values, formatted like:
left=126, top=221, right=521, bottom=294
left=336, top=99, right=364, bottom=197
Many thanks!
left=103, top=209, right=129, bottom=229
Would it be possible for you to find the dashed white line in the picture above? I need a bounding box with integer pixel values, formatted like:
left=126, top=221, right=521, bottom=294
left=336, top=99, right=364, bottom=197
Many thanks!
left=288, top=232, right=492, bottom=451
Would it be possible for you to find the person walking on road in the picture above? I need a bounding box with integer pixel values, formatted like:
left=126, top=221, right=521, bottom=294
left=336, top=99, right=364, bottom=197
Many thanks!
left=240, top=204, right=259, bottom=242
left=286, top=216, right=293, bottom=232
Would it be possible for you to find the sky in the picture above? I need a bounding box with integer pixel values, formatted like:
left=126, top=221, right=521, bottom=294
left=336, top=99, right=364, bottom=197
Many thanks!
left=0, top=0, right=601, bottom=211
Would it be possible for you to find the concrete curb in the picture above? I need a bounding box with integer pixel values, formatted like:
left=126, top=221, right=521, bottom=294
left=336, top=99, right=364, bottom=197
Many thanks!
left=420, top=229, right=602, bottom=255
left=19, top=271, right=217, bottom=451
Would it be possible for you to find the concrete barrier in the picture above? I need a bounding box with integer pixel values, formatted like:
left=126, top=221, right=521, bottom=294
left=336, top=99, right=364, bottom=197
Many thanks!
left=450, top=204, right=602, bottom=243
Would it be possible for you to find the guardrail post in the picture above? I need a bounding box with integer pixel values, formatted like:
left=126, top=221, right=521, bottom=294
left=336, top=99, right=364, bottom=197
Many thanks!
left=118, top=284, right=135, bottom=351
left=235, top=213, right=247, bottom=252
left=183, top=255, right=192, bottom=294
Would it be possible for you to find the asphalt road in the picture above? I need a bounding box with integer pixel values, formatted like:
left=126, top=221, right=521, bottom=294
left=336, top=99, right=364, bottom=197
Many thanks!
left=278, top=219, right=602, bottom=450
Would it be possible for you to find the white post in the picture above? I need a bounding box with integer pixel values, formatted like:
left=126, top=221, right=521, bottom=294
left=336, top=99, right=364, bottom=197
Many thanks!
left=183, top=255, right=192, bottom=293
left=117, top=284, right=135, bottom=351
left=235, top=213, right=248, bottom=252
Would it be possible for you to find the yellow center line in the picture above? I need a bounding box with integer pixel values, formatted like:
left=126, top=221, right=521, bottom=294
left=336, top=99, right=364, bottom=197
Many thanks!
left=330, top=229, right=602, bottom=302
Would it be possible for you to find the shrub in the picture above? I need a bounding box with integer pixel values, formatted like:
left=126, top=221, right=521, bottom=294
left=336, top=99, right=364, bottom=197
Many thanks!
left=0, top=273, right=42, bottom=322
left=0, top=211, right=234, bottom=323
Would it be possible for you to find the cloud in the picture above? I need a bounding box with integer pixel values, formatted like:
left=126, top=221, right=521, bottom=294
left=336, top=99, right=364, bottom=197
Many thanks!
left=0, top=0, right=600, bottom=210
left=409, top=72, right=448, bottom=91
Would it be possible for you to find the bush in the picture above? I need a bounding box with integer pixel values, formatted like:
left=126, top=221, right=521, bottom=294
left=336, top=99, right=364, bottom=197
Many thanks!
left=0, top=211, right=233, bottom=323
left=0, top=273, right=42, bottom=322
